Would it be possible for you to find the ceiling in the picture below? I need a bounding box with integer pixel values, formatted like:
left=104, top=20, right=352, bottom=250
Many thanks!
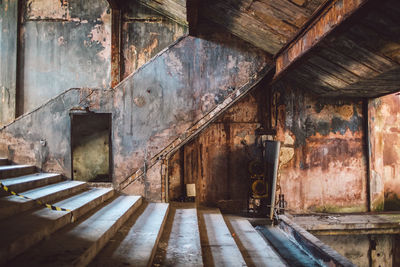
left=112, top=0, right=400, bottom=98
left=198, top=0, right=327, bottom=56
left=276, top=0, right=400, bottom=97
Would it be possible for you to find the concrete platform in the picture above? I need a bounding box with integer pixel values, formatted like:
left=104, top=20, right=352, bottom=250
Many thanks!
left=0, top=165, right=36, bottom=179
left=90, top=202, right=169, bottom=267
left=9, top=195, right=142, bottom=267
left=0, top=180, right=87, bottom=220
left=291, top=213, right=400, bottom=235
left=225, top=215, right=287, bottom=267
left=198, top=207, right=246, bottom=267
left=0, top=173, right=62, bottom=197
left=153, top=202, right=203, bottom=267
left=0, top=187, right=114, bottom=264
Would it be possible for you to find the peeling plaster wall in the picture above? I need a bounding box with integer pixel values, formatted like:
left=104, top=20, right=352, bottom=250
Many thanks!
left=19, top=0, right=111, bottom=113
left=117, top=33, right=270, bottom=200
left=274, top=84, right=367, bottom=213
left=0, top=88, right=110, bottom=178
left=369, top=93, right=400, bottom=211
left=0, top=33, right=270, bottom=202
left=169, top=89, right=267, bottom=211
left=121, top=1, right=187, bottom=79
left=0, top=0, right=18, bottom=126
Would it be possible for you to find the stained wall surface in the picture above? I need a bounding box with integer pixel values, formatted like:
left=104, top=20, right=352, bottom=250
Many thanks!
left=168, top=81, right=368, bottom=213
left=0, top=0, right=18, bottom=126
left=274, top=84, right=367, bottom=213
left=121, top=1, right=187, bottom=79
left=0, top=33, right=270, bottom=202
left=174, top=89, right=268, bottom=211
left=369, top=93, right=400, bottom=211
left=19, top=0, right=112, bottom=113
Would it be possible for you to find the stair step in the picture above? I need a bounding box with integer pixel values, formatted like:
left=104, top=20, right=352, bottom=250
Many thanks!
left=91, top=202, right=169, bottom=267
left=0, top=187, right=114, bottom=264
left=0, top=158, right=8, bottom=166
left=225, top=215, right=288, bottom=267
left=9, top=195, right=142, bottom=267
left=0, top=165, right=36, bottom=179
left=153, top=202, right=203, bottom=267
left=198, top=207, right=246, bottom=267
left=0, top=180, right=87, bottom=220
left=0, top=173, right=62, bottom=197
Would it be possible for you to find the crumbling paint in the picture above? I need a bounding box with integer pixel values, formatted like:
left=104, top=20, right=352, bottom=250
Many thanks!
left=166, top=87, right=268, bottom=211
left=0, top=0, right=18, bottom=126
left=275, top=84, right=367, bottom=213
left=20, top=0, right=111, bottom=113
left=114, top=32, right=269, bottom=200
left=26, top=0, right=69, bottom=20
left=369, top=93, right=400, bottom=211
left=0, top=32, right=270, bottom=202
left=121, top=1, right=187, bottom=79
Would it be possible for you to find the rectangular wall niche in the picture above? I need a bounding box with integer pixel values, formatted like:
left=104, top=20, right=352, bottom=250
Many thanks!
left=71, top=113, right=112, bottom=182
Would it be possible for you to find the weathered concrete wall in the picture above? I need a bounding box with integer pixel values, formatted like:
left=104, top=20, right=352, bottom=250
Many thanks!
left=167, top=81, right=367, bottom=213
left=0, top=0, right=18, bottom=126
left=274, top=84, right=367, bottom=213
left=0, top=33, right=270, bottom=202
left=116, top=32, right=270, bottom=200
left=318, top=234, right=395, bottom=267
left=369, top=93, right=400, bottom=211
left=19, top=0, right=111, bottom=113
left=0, top=88, right=110, bottom=177
left=121, top=1, right=187, bottom=79
left=172, top=89, right=267, bottom=210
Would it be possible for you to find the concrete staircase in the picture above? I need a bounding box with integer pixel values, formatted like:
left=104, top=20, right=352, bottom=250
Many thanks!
left=0, top=158, right=351, bottom=266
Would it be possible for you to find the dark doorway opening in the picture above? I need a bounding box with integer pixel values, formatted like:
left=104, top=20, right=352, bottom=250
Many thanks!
left=71, top=113, right=112, bottom=183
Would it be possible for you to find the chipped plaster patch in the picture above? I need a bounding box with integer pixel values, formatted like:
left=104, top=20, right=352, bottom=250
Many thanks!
left=165, top=52, right=183, bottom=76
left=89, top=13, right=111, bottom=61
left=26, top=0, right=69, bottom=20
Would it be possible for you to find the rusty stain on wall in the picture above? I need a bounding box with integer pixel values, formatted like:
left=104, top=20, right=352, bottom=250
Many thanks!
left=121, top=1, right=187, bottom=79
left=369, top=92, right=400, bottom=211
left=274, top=83, right=367, bottom=213
left=0, top=31, right=270, bottom=202
left=0, top=0, right=18, bottom=126
left=20, top=0, right=112, bottom=113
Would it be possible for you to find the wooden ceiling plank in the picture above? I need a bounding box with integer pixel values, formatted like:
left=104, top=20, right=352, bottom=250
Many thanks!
left=200, top=1, right=284, bottom=54
left=307, top=54, right=361, bottom=84
left=136, top=0, right=187, bottom=25
left=248, top=2, right=299, bottom=38
left=255, top=0, right=311, bottom=26
left=345, top=24, right=400, bottom=65
left=316, top=45, right=380, bottom=78
left=302, top=61, right=351, bottom=89
left=289, top=65, right=339, bottom=92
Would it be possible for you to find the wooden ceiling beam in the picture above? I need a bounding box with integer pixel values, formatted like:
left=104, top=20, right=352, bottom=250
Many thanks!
left=274, top=0, right=375, bottom=80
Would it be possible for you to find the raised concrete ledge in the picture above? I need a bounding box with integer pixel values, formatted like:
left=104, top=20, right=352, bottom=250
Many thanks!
left=279, top=215, right=356, bottom=267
